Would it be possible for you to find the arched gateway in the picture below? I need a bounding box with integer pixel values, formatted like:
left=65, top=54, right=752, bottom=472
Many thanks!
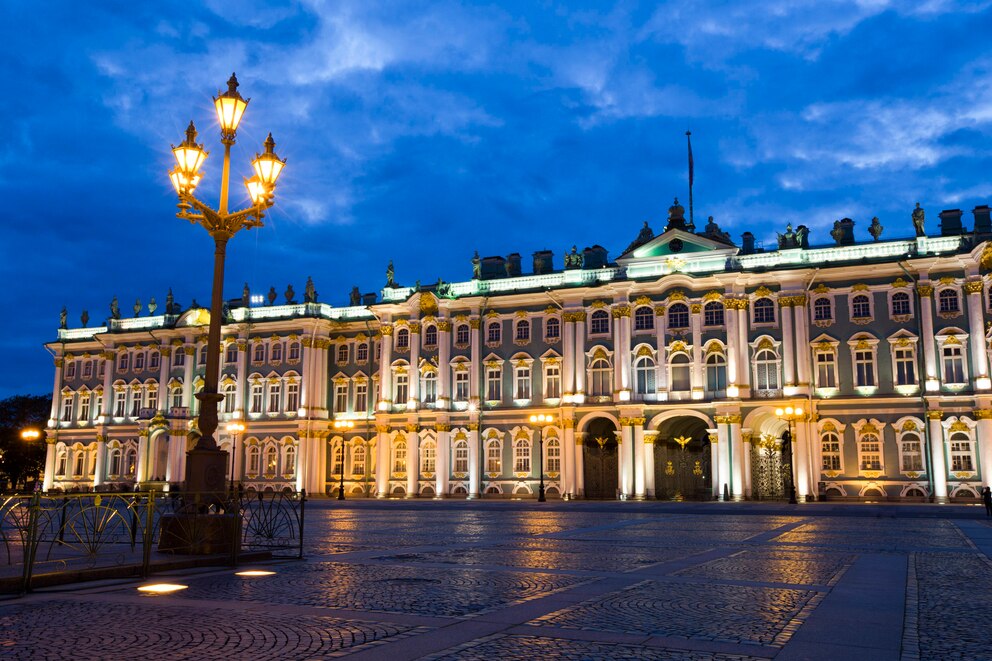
left=581, top=417, right=619, bottom=499
left=653, top=415, right=712, bottom=500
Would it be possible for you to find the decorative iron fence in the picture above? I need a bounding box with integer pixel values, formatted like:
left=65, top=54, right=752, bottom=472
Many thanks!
left=0, top=489, right=305, bottom=594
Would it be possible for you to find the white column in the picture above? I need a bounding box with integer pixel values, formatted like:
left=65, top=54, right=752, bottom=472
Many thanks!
left=409, top=323, right=421, bottom=406
left=966, top=281, right=988, bottom=387
left=306, top=435, right=323, bottom=495
left=157, top=346, right=171, bottom=412
left=919, top=286, right=938, bottom=388
left=620, top=422, right=634, bottom=497
left=181, top=346, right=195, bottom=408
left=742, top=430, right=753, bottom=498
left=379, top=326, right=394, bottom=409
left=92, top=437, right=107, bottom=488
left=780, top=299, right=795, bottom=389
left=643, top=432, right=656, bottom=497
left=406, top=427, right=420, bottom=497
left=101, top=352, right=115, bottom=417
left=737, top=303, right=751, bottom=394
left=468, top=424, right=481, bottom=498
left=690, top=304, right=703, bottom=399
left=562, top=420, right=575, bottom=496
left=729, top=417, right=744, bottom=500
left=574, top=313, right=586, bottom=397
left=613, top=306, right=632, bottom=397
left=655, top=306, right=668, bottom=395
left=574, top=432, right=585, bottom=496
left=725, top=300, right=739, bottom=395
left=929, top=412, right=948, bottom=501
left=233, top=434, right=244, bottom=484
left=562, top=314, right=576, bottom=399
left=235, top=340, right=248, bottom=415
left=436, top=425, right=450, bottom=497
left=633, top=421, right=646, bottom=498
left=976, top=411, right=992, bottom=489
left=136, top=433, right=150, bottom=483
left=469, top=321, right=481, bottom=404
left=375, top=424, right=390, bottom=497
left=793, top=418, right=811, bottom=500
left=708, top=432, right=721, bottom=499
left=794, top=296, right=811, bottom=393
left=718, top=424, right=731, bottom=499
left=49, top=355, right=64, bottom=422
left=437, top=321, right=451, bottom=408
left=43, top=442, right=56, bottom=492
left=295, top=431, right=308, bottom=493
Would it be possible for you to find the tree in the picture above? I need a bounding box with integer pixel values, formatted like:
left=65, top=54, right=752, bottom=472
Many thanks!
left=0, top=394, right=50, bottom=491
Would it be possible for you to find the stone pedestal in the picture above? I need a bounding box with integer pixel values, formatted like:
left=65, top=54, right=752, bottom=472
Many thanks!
left=185, top=448, right=229, bottom=502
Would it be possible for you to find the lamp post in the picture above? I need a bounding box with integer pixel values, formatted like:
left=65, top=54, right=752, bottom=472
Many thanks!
left=775, top=406, right=802, bottom=504
left=225, top=421, right=245, bottom=493
left=333, top=419, right=354, bottom=500
left=168, top=73, right=286, bottom=495
left=20, top=428, right=43, bottom=492
left=528, top=413, right=554, bottom=502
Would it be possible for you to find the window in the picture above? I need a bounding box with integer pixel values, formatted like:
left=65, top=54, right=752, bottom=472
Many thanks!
left=514, top=439, right=530, bottom=473
left=147, top=388, right=158, bottom=411
left=894, top=347, right=916, bottom=386
left=901, top=434, right=923, bottom=471
left=456, top=324, right=470, bottom=345
left=61, top=394, right=73, bottom=422
left=514, top=366, right=531, bottom=400
left=66, top=362, right=77, bottom=379
left=938, top=289, right=960, bottom=314
left=703, top=302, right=725, bottom=327
left=393, top=441, right=407, bottom=473
left=284, top=445, right=297, bottom=476
left=422, top=441, right=436, bottom=474
left=813, top=298, right=832, bottom=322
left=226, top=345, right=238, bottom=363
left=170, top=387, right=182, bottom=410
left=545, top=317, right=561, bottom=341
left=272, top=343, right=283, bottom=362
left=199, top=346, right=208, bottom=365
left=942, top=345, right=965, bottom=384
left=892, top=292, right=911, bottom=316
left=56, top=451, right=67, bottom=477
left=253, top=344, right=265, bottom=362
left=114, top=390, right=126, bottom=417
left=544, top=363, right=561, bottom=399
left=337, top=345, right=349, bottom=364
left=754, top=349, right=779, bottom=391
left=354, top=382, right=367, bottom=413
left=486, top=367, right=501, bottom=401
left=487, top=322, right=501, bottom=344
left=79, top=394, right=91, bottom=421
left=83, top=361, right=93, bottom=378
left=150, top=352, right=161, bottom=371
left=705, top=352, right=727, bottom=397
left=288, top=342, right=301, bottom=360
left=356, top=343, right=369, bottom=362
left=589, top=358, right=611, bottom=396
left=93, top=392, right=103, bottom=417
left=815, top=350, right=837, bottom=388
left=247, top=446, right=260, bottom=475
left=396, top=328, right=410, bottom=350
left=950, top=434, right=974, bottom=471
left=125, top=448, right=137, bottom=476
left=73, top=451, right=85, bottom=477
left=395, top=372, right=409, bottom=406
left=589, top=310, right=609, bottom=335
left=821, top=432, right=841, bottom=471
left=851, top=294, right=871, bottom=320
left=264, top=383, right=279, bottom=413
left=634, top=356, right=656, bottom=396
left=485, top=439, right=501, bottom=473
left=664, top=304, right=688, bottom=331
left=118, top=354, right=129, bottom=371
left=515, top=320, right=530, bottom=342
left=546, top=438, right=561, bottom=473
left=109, top=448, right=122, bottom=476
left=454, top=371, right=470, bottom=401
left=223, top=383, right=237, bottom=413
left=332, top=444, right=344, bottom=475
left=424, top=325, right=438, bottom=347
left=265, top=445, right=278, bottom=476
left=423, top=371, right=437, bottom=404
left=454, top=440, right=469, bottom=473
left=352, top=445, right=366, bottom=476
left=854, top=349, right=876, bottom=387
left=136, top=353, right=146, bottom=371
left=670, top=354, right=691, bottom=392
left=634, top=307, right=654, bottom=331
left=286, top=382, right=300, bottom=413
left=173, top=350, right=185, bottom=367
left=130, top=391, right=141, bottom=417
left=859, top=434, right=881, bottom=470
left=250, top=383, right=263, bottom=414
left=754, top=298, right=775, bottom=324
left=335, top=383, right=348, bottom=413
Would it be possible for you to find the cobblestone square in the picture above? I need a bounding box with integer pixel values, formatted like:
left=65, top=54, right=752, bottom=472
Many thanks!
left=0, top=501, right=990, bottom=660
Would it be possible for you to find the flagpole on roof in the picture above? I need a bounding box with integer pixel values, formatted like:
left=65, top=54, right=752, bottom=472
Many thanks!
left=686, top=130, right=694, bottom=229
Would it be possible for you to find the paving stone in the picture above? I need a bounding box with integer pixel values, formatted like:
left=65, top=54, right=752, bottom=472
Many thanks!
left=912, top=552, right=992, bottom=660
left=675, top=548, right=855, bottom=586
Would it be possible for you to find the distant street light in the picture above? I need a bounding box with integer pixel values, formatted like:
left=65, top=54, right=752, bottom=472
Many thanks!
left=775, top=406, right=802, bottom=505
left=225, top=421, right=245, bottom=492
left=333, top=419, right=355, bottom=500
left=20, top=429, right=42, bottom=442
left=528, top=413, right=555, bottom=502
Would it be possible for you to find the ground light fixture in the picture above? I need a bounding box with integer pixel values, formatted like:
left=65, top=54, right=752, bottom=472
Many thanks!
left=137, top=583, right=188, bottom=594
left=235, top=570, right=276, bottom=577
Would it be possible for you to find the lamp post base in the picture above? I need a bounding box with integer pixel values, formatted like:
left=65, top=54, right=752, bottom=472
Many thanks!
left=186, top=448, right=229, bottom=505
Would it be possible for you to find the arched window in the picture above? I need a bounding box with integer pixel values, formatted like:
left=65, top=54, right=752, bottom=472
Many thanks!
left=56, top=450, right=67, bottom=477
left=247, top=446, right=260, bottom=476
left=937, top=288, right=960, bottom=314
left=546, top=437, right=561, bottom=473
left=424, top=325, right=438, bottom=347
left=670, top=353, right=691, bottom=392
left=703, top=301, right=724, bottom=327
left=754, top=298, right=775, bottom=323
left=271, top=342, right=283, bottom=362
left=395, top=372, right=409, bottom=406
left=352, top=445, right=366, bottom=476
left=149, top=352, right=160, bottom=369
left=422, top=371, right=437, bottom=404
left=108, top=448, right=122, bottom=476
left=73, top=451, right=85, bottom=476
left=668, top=303, right=689, bottom=329
left=634, top=356, right=656, bottom=396
left=124, top=448, right=137, bottom=476
left=515, top=320, right=530, bottom=342
left=892, top=291, right=911, bottom=316
left=226, top=345, right=238, bottom=363
left=199, top=346, right=208, bottom=365
left=754, top=348, right=779, bottom=391
left=456, top=324, right=470, bottom=345
left=393, top=441, right=407, bottom=473
left=284, top=445, right=297, bottom=476
left=634, top=307, right=653, bottom=331
left=589, top=358, right=611, bottom=396
left=852, top=294, right=871, bottom=319
left=486, top=439, right=501, bottom=473
left=590, top=310, right=610, bottom=334
left=942, top=344, right=966, bottom=384
left=264, top=445, right=278, bottom=476
left=356, top=343, right=369, bottom=362
left=545, top=317, right=561, bottom=341
left=421, top=441, right=436, bottom=474
left=396, top=328, right=410, bottom=350
left=821, top=432, right=841, bottom=470
left=813, top=298, right=832, bottom=321
left=223, top=383, right=237, bottom=413
left=949, top=432, right=974, bottom=471
left=487, top=322, right=501, bottom=343
left=901, top=433, right=922, bottom=472
left=514, top=438, right=531, bottom=473
left=859, top=434, right=881, bottom=470
left=705, top=351, right=727, bottom=397
left=454, top=439, right=469, bottom=473
left=337, top=345, right=349, bottom=363
left=288, top=342, right=301, bottom=361
left=253, top=344, right=265, bottom=362
left=332, top=443, right=344, bottom=475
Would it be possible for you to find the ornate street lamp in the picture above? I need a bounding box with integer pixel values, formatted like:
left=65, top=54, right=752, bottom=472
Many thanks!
left=168, top=73, right=286, bottom=495
left=333, top=419, right=354, bottom=500
left=528, top=413, right=555, bottom=502
left=20, top=429, right=42, bottom=442
left=225, top=421, right=245, bottom=493
left=775, top=405, right=803, bottom=505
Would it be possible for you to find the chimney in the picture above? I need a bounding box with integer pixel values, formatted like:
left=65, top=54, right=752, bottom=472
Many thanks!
left=532, top=250, right=554, bottom=274
left=506, top=253, right=522, bottom=277
left=740, top=232, right=755, bottom=255
left=973, top=205, right=991, bottom=235
left=939, top=209, right=964, bottom=236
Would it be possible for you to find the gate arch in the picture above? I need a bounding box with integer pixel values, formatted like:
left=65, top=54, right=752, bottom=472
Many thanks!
left=653, top=415, right=712, bottom=500
left=581, top=416, right=619, bottom=499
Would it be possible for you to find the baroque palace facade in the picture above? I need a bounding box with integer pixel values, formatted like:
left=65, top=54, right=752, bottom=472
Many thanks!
left=42, top=200, right=992, bottom=502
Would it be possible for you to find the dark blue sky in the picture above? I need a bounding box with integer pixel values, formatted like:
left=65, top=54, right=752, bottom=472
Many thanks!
left=3, top=1, right=991, bottom=398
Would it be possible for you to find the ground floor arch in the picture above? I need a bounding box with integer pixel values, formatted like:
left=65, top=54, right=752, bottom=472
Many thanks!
left=582, top=416, right=619, bottom=499
left=653, top=415, right=712, bottom=500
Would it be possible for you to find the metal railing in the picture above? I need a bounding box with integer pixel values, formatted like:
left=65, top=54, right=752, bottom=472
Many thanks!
left=0, top=489, right=306, bottom=594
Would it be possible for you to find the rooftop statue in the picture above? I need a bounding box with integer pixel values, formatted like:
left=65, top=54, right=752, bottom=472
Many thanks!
left=285, top=284, right=296, bottom=304
left=472, top=251, right=481, bottom=279
left=242, top=282, right=250, bottom=306
left=166, top=288, right=175, bottom=315
left=59, top=306, right=67, bottom=330
left=386, top=260, right=396, bottom=287
left=666, top=197, right=687, bottom=231
left=267, top=287, right=277, bottom=306
left=110, top=296, right=120, bottom=320
left=304, top=276, right=317, bottom=303
left=913, top=203, right=925, bottom=236
left=564, top=245, right=582, bottom=269
left=133, top=299, right=141, bottom=317
left=796, top=225, right=809, bottom=248
left=148, top=297, right=157, bottom=315
left=80, top=310, right=89, bottom=327
left=869, top=216, right=884, bottom=241
left=777, top=223, right=799, bottom=249
left=350, top=286, right=361, bottom=306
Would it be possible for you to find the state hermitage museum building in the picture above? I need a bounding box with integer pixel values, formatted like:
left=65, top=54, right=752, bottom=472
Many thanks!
left=40, top=199, right=992, bottom=503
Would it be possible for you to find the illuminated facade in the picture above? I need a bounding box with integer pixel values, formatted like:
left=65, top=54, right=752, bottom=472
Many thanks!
left=42, top=200, right=992, bottom=502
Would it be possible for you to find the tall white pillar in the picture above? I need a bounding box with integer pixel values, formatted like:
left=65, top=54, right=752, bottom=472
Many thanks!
left=469, top=320, right=481, bottom=404
left=375, top=424, right=390, bottom=497
left=708, top=432, right=720, bottom=499
left=928, top=411, right=948, bottom=501
left=409, top=323, right=421, bottom=406
left=718, top=424, right=731, bottom=498
left=43, top=441, right=56, bottom=492
left=574, top=432, right=585, bottom=496
left=729, top=416, right=744, bottom=499
left=633, top=421, right=646, bottom=499
left=468, top=423, right=481, bottom=498
left=655, top=305, right=668, bottom=395
left=379, top=325, right=394, bottom=409
left=725, top=299, right=739, bottom=395
left=918, top=285, right=938, bottom=388
left=965, top=281, right=988, bottom=388
left=690, top=304, right=703, bottom=399
left=736, top=301, right=751, bottom=394
left=92, top=436, right=107, bottom=488
left=235, top=340, right=248, bottom=416
left=181, top=346, right=196, bottom=409
left=562, top=418, right=575, bottom=496
left=975, top=409, right=992, bottom=489
left=562, top=313, right=576, bottom=399
left=406, top=425, right=420, bottom=497
left=643, top=432, right=656, bottom=497
left=620, top=421, right=634, bottom=497
left=157, top=346, right=171, bottom=412
left=794, top=296, right=811, bottom=393
left=613, top=305, right=632, bottom=397
left=741, top=430, right=753, bottom=498
left=793, top=417, right=811, bottom=500
left=136, top=432, right=150, bottom=483
left=780, top=298, right=795, bottom=389
left=573, top=313, right=587, bottom=397
left=437, top=321, right=451, bottom=409
left=49, top=355, right=64, bottom=422
left=436, top=424, right=450, bottom=497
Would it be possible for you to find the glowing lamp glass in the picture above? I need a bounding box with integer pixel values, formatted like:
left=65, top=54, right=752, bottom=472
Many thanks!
left=214, top=95, right=248, bottom=134
left=252, top=133, right=286, bottom=186
left=795, top=407, right=804, bottom=416
left=775, top=408, right=784, bottom=416
left=172, top=144, right=207, bottom=177
left=21, top=429, right=41, bottom=441
left=245, top=176, right=267, bottom=205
